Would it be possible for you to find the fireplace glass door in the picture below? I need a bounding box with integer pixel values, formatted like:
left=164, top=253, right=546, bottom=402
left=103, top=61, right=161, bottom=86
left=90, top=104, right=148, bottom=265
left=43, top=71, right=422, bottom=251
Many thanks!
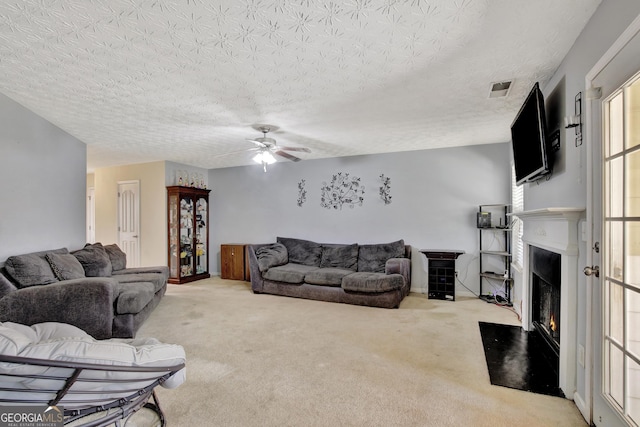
left=602, top=70, right=640, bottom=426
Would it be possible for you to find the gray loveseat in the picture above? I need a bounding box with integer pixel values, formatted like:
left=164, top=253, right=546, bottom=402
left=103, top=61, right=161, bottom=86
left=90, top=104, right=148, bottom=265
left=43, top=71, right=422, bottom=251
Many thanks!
left=248, top=237, right=411, bottom=309
left=0, top=243, right=168, bottom=339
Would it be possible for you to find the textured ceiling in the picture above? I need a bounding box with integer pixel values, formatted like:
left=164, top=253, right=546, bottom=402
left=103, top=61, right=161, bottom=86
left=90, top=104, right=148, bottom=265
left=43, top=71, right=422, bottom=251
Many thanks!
left=0, top=0, right=601, bottom=171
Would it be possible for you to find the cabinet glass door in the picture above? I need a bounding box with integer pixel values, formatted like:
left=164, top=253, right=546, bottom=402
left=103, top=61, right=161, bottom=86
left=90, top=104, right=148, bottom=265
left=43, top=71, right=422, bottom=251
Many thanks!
left=180, top=196, right=194, bottom=278
left=168, top=193, right=179, bottom=279
left=195, top=197, right=208, bottom=274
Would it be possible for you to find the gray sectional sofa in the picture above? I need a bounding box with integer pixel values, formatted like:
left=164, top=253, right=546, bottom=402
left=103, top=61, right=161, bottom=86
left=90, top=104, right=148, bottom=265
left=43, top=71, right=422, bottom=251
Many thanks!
left=247, top=237, right=411, bottom=308
left=0, top=243, right=168, bottom=339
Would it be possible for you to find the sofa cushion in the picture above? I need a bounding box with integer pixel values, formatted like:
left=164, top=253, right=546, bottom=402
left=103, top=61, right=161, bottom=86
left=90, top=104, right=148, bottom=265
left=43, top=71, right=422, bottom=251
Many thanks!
left=112, top=272, right=167, bottom=293
left=320, top=244, right=358, bottom=271
left=45, top=252, right=85, bottom=281
left=304, top=268, right=355, bottom=287
left=277, top=237, right=322, bottom=267
left=104, top=244, right=127, bottom=272
left=0, top=271, right=18, bottom=298
left=342, top=272, right=404, bottom=293
left=263, top=263, right=318, bottom=284
left=72, top=243, right=112, bottom=277
left=255, top=243, right=288, bottom=272
left=3, top=249, right=69, bottom=288
left=357, top=239, right=405, bottom=273
left=114, top=282, right=156, bottom=314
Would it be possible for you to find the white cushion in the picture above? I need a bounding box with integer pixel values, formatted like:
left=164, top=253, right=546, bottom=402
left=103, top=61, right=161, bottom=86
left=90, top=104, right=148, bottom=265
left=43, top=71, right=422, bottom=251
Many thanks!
left=0, top=323, right=38, bottom=354
left=0, top=322, right=186, bottom=407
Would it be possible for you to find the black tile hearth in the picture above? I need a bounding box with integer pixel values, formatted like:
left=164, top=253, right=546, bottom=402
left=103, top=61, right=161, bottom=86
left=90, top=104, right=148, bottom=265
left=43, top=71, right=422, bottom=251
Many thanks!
left=478, top=321, right=564, bottom=398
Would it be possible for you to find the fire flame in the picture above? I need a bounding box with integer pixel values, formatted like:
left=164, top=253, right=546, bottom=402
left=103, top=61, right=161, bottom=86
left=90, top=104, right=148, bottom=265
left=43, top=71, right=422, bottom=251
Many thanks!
left=550, top=314, right=557, bottom=332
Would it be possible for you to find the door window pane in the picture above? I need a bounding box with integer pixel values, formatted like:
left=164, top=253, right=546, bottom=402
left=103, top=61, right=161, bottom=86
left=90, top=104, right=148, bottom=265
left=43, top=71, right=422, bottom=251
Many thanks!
left=610, top=282, right=624, bottom=343
left=626, top=78, right=640, bottom=149
left=609, top=221, right=624, bottom=281
left=626, top=221, right=640, bottom=288
left=627, top=288, right=640, bottom=360
left=610, top=92, right=624, bottom=156
left=609, top=342, right=625, bottom=408
left=627, top=150, right=640, bottom=216
left=609, top=157, right=624, bottom=218
left=629, top=356, right=640, bottom=424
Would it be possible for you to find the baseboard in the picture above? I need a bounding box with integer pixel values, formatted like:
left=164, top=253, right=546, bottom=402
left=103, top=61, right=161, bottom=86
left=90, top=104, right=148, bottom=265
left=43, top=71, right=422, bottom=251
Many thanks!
left=456, top=290, right=476, bottom=298
left=573, top=391, right=590, bottom=424
left=410, top=285, right=427, bottom=295
left=408, top=289, right=478, bottom=300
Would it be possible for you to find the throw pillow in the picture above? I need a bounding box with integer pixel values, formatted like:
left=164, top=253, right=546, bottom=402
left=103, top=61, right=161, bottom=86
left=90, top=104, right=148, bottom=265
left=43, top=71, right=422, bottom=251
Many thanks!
left=276, top=237, right=322, bottom=266
left=72, top=243, right=112, bottom=277
left=357, top=239, right=405, bottom=273
left=45, top=252, right=86, bottom=281
left=255, top=243, right=288, bottom=272
left=104, top=244, right=127, bottom=271
left=4, top=252, right=61, bottom=288
left=0, top=274, right=17, bottom=299
left=320, top=244, right=359, bottom=271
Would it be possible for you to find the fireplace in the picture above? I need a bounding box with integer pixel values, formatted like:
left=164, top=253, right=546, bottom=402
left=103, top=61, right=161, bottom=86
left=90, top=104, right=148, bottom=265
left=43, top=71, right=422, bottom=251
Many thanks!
left=530, top=246, right=561, bottom=379
left=513, top=207, right=585, bottom=399
left=532, top=274, right=561, bottom=349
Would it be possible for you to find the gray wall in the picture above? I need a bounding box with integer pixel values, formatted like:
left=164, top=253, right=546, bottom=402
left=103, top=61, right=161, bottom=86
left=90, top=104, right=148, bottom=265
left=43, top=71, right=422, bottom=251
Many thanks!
left=519, top=0, right=640, bottom=410
left=0, top=93, right=86, bottom=262
left=209, top=143, right=510, bottom=295
left=527, top=0, right=640, bottom=210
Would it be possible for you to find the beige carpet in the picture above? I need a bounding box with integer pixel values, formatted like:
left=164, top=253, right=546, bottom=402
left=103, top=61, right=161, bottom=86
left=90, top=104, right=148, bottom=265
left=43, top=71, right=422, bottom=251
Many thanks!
left=137, top=278, right=587, bottom=427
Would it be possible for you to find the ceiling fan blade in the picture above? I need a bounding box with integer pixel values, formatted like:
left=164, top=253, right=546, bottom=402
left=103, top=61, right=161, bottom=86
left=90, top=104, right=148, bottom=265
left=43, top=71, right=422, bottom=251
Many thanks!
left=246, top=138, right=269, bottom=148
left=277, top=146, right=311, bottom=153
left=275, top=150, right=303, bottom=162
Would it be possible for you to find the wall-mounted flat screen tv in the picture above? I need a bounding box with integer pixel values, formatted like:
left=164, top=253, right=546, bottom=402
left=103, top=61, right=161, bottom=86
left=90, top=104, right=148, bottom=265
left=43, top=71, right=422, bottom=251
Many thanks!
left=511, top=82, right=552, bottom=185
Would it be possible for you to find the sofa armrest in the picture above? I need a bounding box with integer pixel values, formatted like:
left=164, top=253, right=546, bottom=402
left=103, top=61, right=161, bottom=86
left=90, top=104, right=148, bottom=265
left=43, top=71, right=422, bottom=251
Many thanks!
left=246, top=244, right=269, bottom=293
left=386, top=258, right=411, bottom=288
left=0, top=278, right=117, bottom=339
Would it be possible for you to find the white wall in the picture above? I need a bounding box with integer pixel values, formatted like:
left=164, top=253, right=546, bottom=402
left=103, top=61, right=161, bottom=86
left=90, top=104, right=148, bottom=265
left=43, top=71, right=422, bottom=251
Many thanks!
left=209, top=143, right=510, bottom=296
left=0, top=93, right=86, bottom=261
left=93, top=161, right=168, bottom=267
left=527, top=0, right=640, bottom=211
left=518, top=0, right=640, bottom=411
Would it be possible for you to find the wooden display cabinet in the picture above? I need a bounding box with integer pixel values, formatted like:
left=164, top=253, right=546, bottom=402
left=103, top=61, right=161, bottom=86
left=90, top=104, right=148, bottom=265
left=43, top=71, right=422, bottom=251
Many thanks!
left=167, top=186, right=211, bottom=284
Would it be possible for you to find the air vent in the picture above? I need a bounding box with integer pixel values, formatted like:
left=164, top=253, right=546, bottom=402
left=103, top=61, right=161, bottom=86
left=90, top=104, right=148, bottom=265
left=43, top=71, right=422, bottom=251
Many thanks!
left=489, top=80, right=513, bottom=98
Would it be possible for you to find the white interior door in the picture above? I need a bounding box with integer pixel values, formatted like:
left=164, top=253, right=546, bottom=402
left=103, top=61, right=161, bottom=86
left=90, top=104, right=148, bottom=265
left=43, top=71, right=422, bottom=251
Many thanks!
left=118, top=180, right=140, bottom=268
left=86, top=187, right=95, bottom=244
left=588, top=15, right=640, bottom=427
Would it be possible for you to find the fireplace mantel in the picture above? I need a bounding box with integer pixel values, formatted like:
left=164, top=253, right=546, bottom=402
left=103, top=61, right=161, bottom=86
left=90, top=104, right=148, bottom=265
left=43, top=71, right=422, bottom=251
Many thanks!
left=510, top=207, right=585, bottom=255
left=509, top=207, right=585, bottom=399
left=511, top=207, right=585, bottom=219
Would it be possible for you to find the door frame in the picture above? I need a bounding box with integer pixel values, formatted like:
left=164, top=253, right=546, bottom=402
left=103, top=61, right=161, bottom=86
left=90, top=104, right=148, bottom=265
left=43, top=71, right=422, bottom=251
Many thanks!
left=585, top=12, right=640, bottom=426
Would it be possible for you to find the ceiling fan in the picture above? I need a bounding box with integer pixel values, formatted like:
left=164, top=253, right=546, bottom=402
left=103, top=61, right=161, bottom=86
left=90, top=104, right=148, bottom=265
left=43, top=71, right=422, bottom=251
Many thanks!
left=246, top=125, right=311, bottom=172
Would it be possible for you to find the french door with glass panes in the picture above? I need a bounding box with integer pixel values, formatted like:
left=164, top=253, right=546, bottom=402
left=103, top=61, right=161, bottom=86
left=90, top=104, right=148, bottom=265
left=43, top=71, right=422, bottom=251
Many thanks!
left=600, top=69, right=640, bottom=427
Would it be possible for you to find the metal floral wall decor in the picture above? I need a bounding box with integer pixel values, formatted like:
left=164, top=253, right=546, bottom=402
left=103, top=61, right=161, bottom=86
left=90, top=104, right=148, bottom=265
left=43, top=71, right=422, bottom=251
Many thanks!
left=297, top=179, right=307, bottom=207
left=320, top=172, right=365, bottom=210
left=379, top=174, right=392, bottom=205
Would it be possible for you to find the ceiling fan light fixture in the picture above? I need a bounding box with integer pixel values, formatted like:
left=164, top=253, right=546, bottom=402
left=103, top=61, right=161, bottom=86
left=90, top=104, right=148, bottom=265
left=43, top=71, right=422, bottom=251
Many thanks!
left=252, top=150, right=276, bottom=165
